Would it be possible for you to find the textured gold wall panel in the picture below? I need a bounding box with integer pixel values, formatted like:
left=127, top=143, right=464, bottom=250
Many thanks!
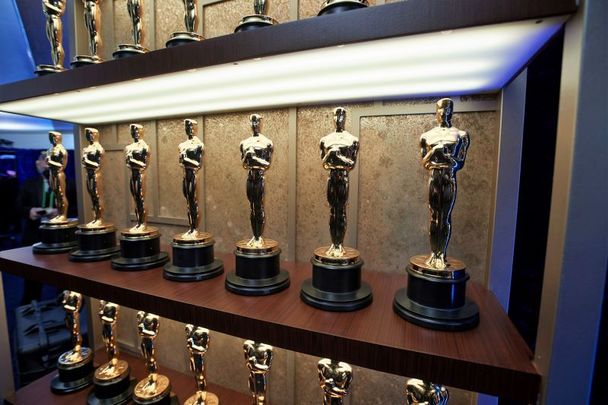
left=157, top=119, right=187, bottom=219
left=203, top=109, right=290, bottom=256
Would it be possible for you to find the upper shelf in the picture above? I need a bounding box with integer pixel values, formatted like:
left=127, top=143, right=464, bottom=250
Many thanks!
left=0, top=0, right=575, bottom=125
left=0, top=247, right=540, bottom=401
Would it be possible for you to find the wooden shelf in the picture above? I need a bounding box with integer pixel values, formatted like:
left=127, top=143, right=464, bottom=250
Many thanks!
left=5, top=349, right=249, bottom=404
left=0, top=0, right=575, bottom=104
left=0, top=247, right=540, bottom=401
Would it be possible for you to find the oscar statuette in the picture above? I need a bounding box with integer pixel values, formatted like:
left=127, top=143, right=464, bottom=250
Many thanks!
left=405, top=379, right=449, bottom=405
left=36, top=0, right=67, bottom=75
left=234, top=0, right=277, bottom=33
left=243, top=340, right=273, bottom=405
left=318, top=0, right=368, bottom=16
left=133, top=312, right=173, bottom=405
left=113, top=0, right=149, bottom=58
left=225, top=114, right=290, bottom=296
left=300, top=107, right=372, bottom=311
left=163, top=120, right=223, bottom=281
left=88, top=301, right=135, bottom=405
left=183, top=325, right=219, bottom=405
left=51, top=291, right=94, bottom=393
left=393, top=98, right=479, bottom=331
left=70, top=128, right=120, bottom=261
left=33, top=132, right=78, bottom=253
left=111, top=124, right=169, bottom=270
left=166, top=0, right=203, bottom=47
left=72, top=0, right=104, bottom=67
left=317, top=358, right=353, bottom=405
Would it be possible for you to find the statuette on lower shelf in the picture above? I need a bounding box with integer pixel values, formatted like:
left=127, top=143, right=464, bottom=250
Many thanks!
left=113, top=0, right=149, bottom=58
left=88, top=301, right=134, bottom=404
left=235, top=0, right=277, bottom=33
left=393, top=98, right=479, bottom=331
left=318, top=358, right=352, bottom=405
left=405, top=379, right=449, bottom=405
left=51, top=291, right=94, bottom=393
left=318, top=0, right=368, bottom=16
left=36, top=0, right=67, bottom=75
left=166, top=0, right=203, bottom=47
left=184, top=325, right=219, bottom=405
left=70, top=128, right=120, bottom=262
left=33, top=131, right=78, bottom=254
left=163, top=119, right=223, bottom=281
left=225, top=114, right=289, bottom=296
left=134, top=312, right=172, bottom=405
left=300, top=107, right=372, bottom=312
left=244, top=340, right=273, bottom=405
left=72, top=0, right=103, bottom=67
left=111, top=124, right=169, bottom=270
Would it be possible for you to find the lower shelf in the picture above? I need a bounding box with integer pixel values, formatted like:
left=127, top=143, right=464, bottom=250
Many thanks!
left=5, top=349, right=250, bottom=404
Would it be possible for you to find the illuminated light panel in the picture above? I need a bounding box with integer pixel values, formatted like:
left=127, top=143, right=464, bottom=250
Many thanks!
left=0, top=17, right=566, bottom=125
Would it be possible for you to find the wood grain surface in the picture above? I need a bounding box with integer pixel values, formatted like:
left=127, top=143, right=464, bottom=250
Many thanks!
left=0, top=247, right=539, bottom=401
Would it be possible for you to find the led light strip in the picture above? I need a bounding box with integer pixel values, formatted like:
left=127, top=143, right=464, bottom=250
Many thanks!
left=0, top=16, right=565, bottom=125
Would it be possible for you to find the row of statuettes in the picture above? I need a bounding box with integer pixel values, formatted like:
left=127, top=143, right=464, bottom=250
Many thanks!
left=36, top=0, right=371, bottom=75
left=33, top=101, right=480, bottom=332
left=53, top=291, right=449, bottom=405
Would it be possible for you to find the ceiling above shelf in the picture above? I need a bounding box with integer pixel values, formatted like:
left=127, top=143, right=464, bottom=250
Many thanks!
left=0, top=0, right=575, bottom=125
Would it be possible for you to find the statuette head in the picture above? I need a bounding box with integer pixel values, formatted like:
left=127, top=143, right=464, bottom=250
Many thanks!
left=436, top=98, right=453, bottom=127
left=49, top=131, right=63, bottom=145
left=333, top=107, right=346, bottom=132
left=250, top=114, right=262, bottom=135
left=130, top=124, right=144, bottom=141
left=184, top=119, right=198, bottom=138
left=185, top=324, right=210, bottom=352
left=85, top=127, right=99, bottom=143
left=62, top=290, right=82, bottom=313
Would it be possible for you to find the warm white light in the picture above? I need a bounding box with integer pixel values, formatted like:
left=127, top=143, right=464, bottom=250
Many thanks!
left=0, top=17, right=566, bottom=125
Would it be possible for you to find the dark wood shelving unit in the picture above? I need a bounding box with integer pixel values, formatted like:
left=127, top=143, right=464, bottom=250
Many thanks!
left=4, top=349, right=249, bottom=404
left=0, top=247, right=540, bottom=401
left=0, top=0, right=576, bottom=105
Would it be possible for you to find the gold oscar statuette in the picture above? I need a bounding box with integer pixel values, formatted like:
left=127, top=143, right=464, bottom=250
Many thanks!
left=318, top=358, right=353, bottom=405
left=166, top=0, right=203, bottom=47
left=184, top=325, right=219, bottom=405
left=133, top=312, right=171, bottom=404
left=36, top=0, right=67, bottom=75
left=113, top=0, right=149, bottom=58
left=393, top=98, right=479, bottom=330
left=225, top=114, right=289, bottom=295
left=33, top=132, right=78, bottom=254
left=300, top=107, right=372, bottom=311
left=50, top=291, right=94, bottom=393
left=70, top=127, right=120, bottom=262
left=243, top=340, right=274, bottom=405
left=72, top=0, right=103, bottom=67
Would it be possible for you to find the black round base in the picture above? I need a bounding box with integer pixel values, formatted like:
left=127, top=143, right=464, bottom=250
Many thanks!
left=393, top=288, right=479, bottom=331
left=225, top=249, right=290, bottom=296
left=112, top=45, right=147, bottom=60
left=164, top=259, right=224, bottom=282
left=318, top=3, right=367, bottom=16
left=35, top=64, right=65, bottom=76
left=51, top=373, right=94, bottom=394
left=300, top=257, right=372, bottom=312
left=235, top=20, right=273, bottom=33
left=33, top=221, right=78, bottom=254
left=69, top=228, right=119, bottom=262
left=111, top=233, right=169, bottom=271
left=166, top=36, right=201, bottom=48
left=71, top=55, right=102, bottom=68
left=88, top=378, right=135, bottom=405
